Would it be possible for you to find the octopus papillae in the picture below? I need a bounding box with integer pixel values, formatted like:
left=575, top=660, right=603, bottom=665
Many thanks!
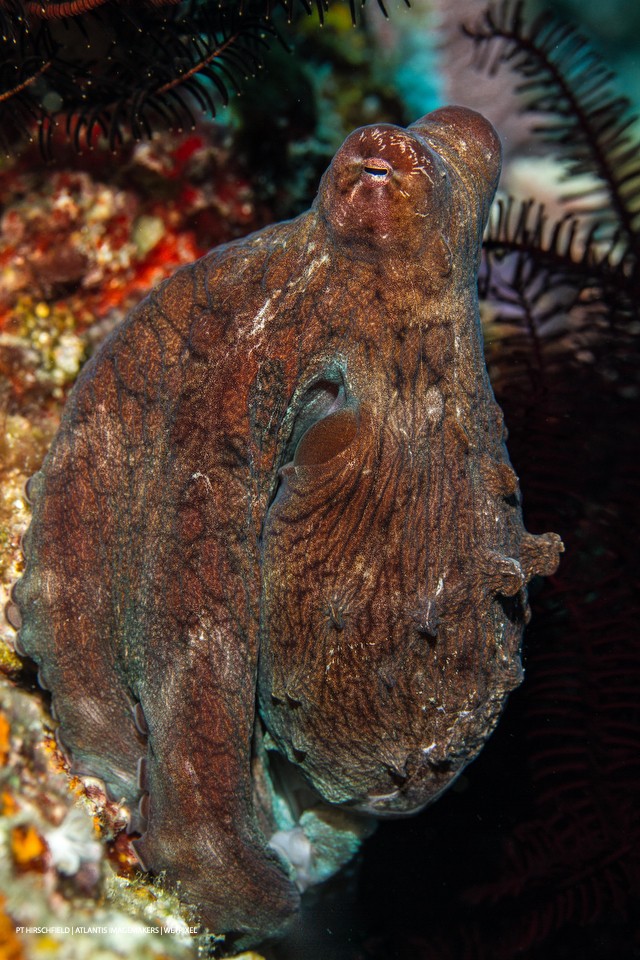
left=7, top=106, right=563, bottom=949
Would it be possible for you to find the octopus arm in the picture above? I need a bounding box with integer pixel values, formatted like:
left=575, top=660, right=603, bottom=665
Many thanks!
left=14, top=260, right=300, bottom=941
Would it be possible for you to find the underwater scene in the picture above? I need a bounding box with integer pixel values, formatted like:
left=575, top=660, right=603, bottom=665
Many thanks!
left=0, top=0, right=638, bottom=958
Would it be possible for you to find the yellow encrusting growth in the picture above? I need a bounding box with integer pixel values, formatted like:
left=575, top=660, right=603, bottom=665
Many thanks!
left=10, top=823, right=47, bottom=867
left=0, top=894, right=26, bottom=960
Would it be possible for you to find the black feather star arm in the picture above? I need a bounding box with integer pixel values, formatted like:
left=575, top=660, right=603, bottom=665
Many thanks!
left=41, top=4, right=277, bottom=155
left=0, top=1, right=280, bottom=157
left=479, top=195, right=638, bottom=392
left=0, top=0, right=410, bottom=157
left=464, top=0, right=640, bottom=259
left=0, top=13, right=55, bottom=155
left=14, top=0, right=405, bottom=23
left=481, top=196, right=636, bottom=308
left=461, top=0, right=640, bottom=404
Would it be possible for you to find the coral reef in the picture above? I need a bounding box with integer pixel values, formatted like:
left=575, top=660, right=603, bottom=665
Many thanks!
left=0, top=679, right=201, bottom=960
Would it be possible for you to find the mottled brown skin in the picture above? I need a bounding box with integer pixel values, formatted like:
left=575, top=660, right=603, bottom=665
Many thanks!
left=11, top=107, right=562, bottom=947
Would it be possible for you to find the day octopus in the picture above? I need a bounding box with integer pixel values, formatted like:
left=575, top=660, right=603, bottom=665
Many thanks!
left=8, top=106, right=563, bottom=950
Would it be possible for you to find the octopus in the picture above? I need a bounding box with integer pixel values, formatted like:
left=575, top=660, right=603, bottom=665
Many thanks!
left=7, top=106, right=563, bottom=949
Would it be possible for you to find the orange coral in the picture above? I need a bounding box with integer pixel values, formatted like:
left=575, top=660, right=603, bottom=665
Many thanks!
left=0, top=712, right=10, bottom=766
left=0, top=895, right=25, bottom=960
left=1, top=790, right=17, bottom=815
left=10, top=824, right=47, bottom=870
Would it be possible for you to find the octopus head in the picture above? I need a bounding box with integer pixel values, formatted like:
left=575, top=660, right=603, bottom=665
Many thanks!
left=316, top=105, right=501, bottom=267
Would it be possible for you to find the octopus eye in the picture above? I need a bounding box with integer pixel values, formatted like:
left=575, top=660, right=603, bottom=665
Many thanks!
left=362, top=158, right=392, bottom=181
left=294, top=408, right=358, bottom=466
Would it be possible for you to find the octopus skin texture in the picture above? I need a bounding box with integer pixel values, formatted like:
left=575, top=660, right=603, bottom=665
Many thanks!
left=9, top=106, right=563, bottom=947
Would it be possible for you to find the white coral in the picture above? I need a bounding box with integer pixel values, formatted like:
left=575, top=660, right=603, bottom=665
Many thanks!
left=45, top=806, right=102, bottom=876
